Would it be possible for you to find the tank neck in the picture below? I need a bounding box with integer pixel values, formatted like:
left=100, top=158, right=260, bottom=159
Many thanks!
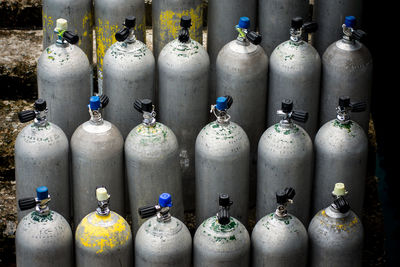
left=96, top=198, right=110, bottom=216
left=274, top=204, right=289, bottom=218
left=341, top=24, right=356, bottom=45
left=125, top=28, right=137, bottom=44
left=289, top=27, right=302, bottom=43
left=34, top=110, right=49, bottom=127
left=211, top=107, right=231, bottom=126
left=142, top=111, right=157, bottom=127
left=156, top=206, right=172, bottom=223
left=35, top=197, right=51, bottom=216
left=336, top=107, right=351, bottom=125
left=89, top=109, right=104, bottom=125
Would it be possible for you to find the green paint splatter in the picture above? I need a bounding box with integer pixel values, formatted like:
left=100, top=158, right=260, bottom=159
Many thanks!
left=31, top=211, right=54, bottom=222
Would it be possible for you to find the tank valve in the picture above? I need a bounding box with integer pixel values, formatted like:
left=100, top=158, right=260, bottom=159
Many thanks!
left=116, top=16, right=136, bottom=42
left=88, top=95, right=108, bottom=124
left=18, top=99, right=48, bottom=125
left=210, top=95, right=233, bottom=124
left=342, top=16, right=367, bottom=43
left=54, top=18, right=79, bottom=45
left=178, top=16, right=191, bottom=43
left=134, top=99, right=156, bottom=126
left=336, top=96, right=367, bottom=123
left=236, top=17, right=262, bottom=45
left=18, top=186, right=51, bottom=215
left=138, top=193, right=172, bottom=223
left=290, top=17, right=318, bottom=42
left=217, top=194, right=233, bottom=225
left=277, top=99, right=309, bottom=124
left=275, top=187, right=296, bottom=217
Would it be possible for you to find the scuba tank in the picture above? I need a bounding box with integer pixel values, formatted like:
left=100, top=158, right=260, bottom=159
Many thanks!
left=267, top=17, right=320, bottom=139
left=135, top=193, right=192, bottom=267
left=16, top=186, right=73, bottom=267
left=309, top=183, right=364, bottom=267
left=103, top=16, right=155, bottom=139
left=42, top=0, right=93, bottom=63
left=94, top=0, right=146, bottom=93
left=125, top=98, right=184, bottom=234
left=75, top=186, right=133, bottom=266
left=257, top=100, right=313, bottom=225
left=208, top=1, right=257, bottom=102
left=15, top=99, right=69, bottom=221
left=71, top=95, right=124, bottom=227
left=152, top=0, right=203, bottom=58
left=215, top=18, right=267, bottom=204
left=37, top=18, right=91, bottom=139
left=259, top=0, right=309, bottom=56
left=313, top=96, right=368, bottom=216
left=313, top=0, right=363, bottom=55
left=252, top=187, right=308, bottom=266
left=158, top=16, right=210, bottom=209
left=195, top=96, right=250, bottom=225
left=193, top=194, right=250, bottom=267
left=319, top=16, right=372, bottom=132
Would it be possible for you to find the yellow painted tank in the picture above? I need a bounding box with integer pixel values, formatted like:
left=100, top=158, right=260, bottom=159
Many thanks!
left=152, top=0, right=203, bottom=59
left=75, top=187, right=133, bottom=266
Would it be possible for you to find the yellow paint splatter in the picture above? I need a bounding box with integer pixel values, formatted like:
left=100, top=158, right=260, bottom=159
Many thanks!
left=158, top=4, right=203, bottom=45
left=42, top=13, right=54, bottom=43
left=76, top=211, right=131, bottom=254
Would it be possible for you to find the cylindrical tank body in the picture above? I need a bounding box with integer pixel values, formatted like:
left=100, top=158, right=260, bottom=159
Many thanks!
left=194, top=216, right=250, bottom=266
left=216, top=30, right=267, bottom=205
left=75, top=187, right=132, bottom=266
left=267, top=26, right=321, bottom=139
left=195, top=97, right=250, bottom=225
left=95, top=0, right=146, bottom=93
left=259, top=0, right=309, bottom=56
left=125, top=110, right=184, bottom=233
left=313, top=119, right=368, bottom=216
left=313, top=0, right=363, bottom=55
left=71, top=97, right=124, bottom=227
left=15, top=100, right=69, bottom=221
left=103, top=23, right=155, bottom=139
left=135, top=214, right=192, bottom=266
left=158, top=20, right=210, bottom=209
left=308, top=201, right=363, bottom=266
left=252, top=212, right=308, bottom=266
left=319, top=39, right=372, bottom=132
left=42, top=0, right=93, bottom=63
left=257, top=103, right=313, bottom=224
left=208, top=0, right=257, bottom=105
left=152, top=0, right=203, bottom=59
left=37, top=26, right=91, bottom=140
left=16, top=187, right=73, bottom=267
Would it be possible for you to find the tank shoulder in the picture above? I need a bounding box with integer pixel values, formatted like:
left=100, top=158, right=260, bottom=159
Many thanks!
left=75, top=211, right=132, bottom=251
left=127, top=122, right=178, bottom=146
left=39, top=43, right=90, bottom=68
left=316, top=119, right=368, bottom=142
left=309, top=208, right=363, bottom=236
left=271, top=40, right=320, bottom=63
left=17, top=211, right=71, bottom=238
left=105, top=39, right=154, bottom=61
left=138, top=216, right=189, bottom=238
left=196, top=216, right=249, bottom=245
left=159, top=39, right=209, bottom=61
left=16, top=122, right=68, bottom=146
left=254, top=212, right=307, bottom=234
left=323, top=40, right=373, bottom=67
left=261, top=123, right=312, bottom=146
